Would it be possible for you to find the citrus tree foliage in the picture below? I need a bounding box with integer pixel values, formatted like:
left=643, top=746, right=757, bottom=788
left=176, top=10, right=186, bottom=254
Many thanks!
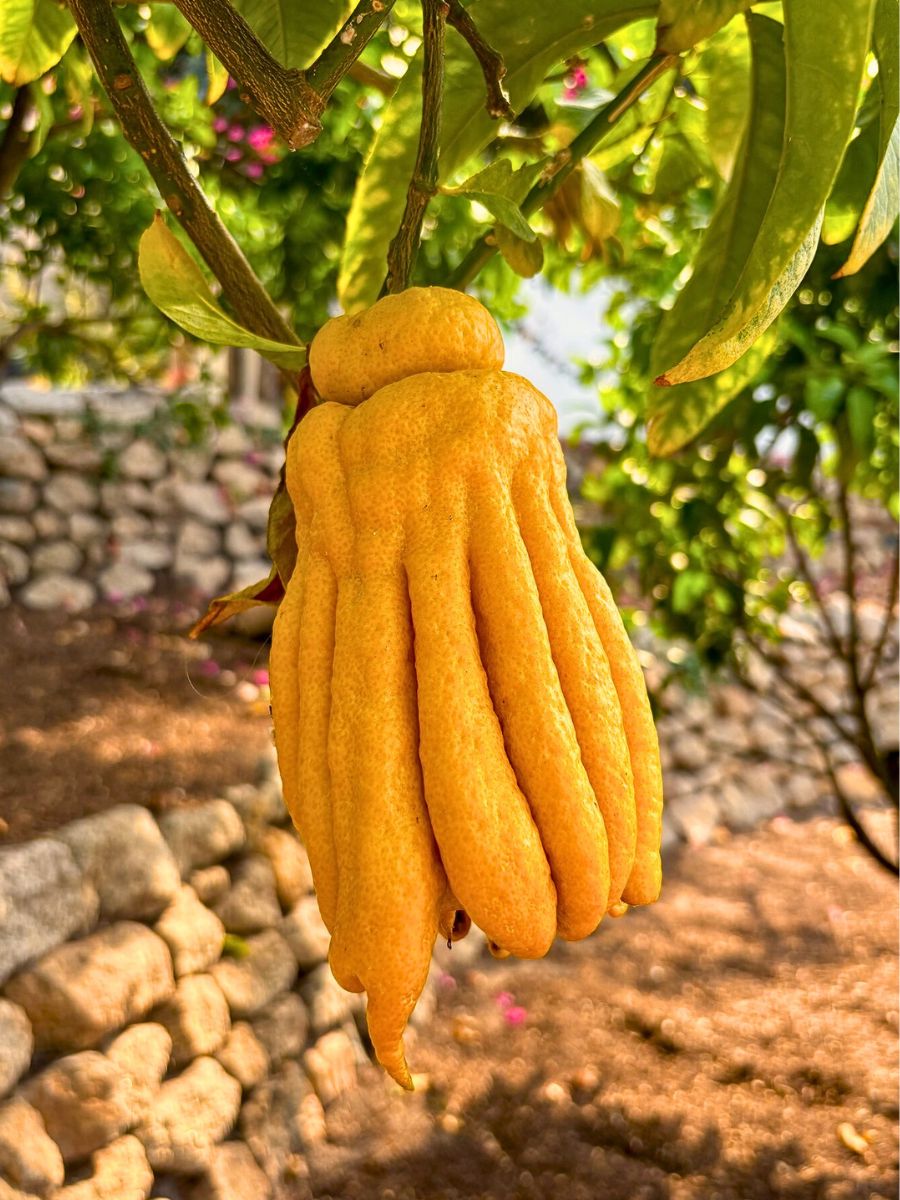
left=0, top=0, right=894, bottom=431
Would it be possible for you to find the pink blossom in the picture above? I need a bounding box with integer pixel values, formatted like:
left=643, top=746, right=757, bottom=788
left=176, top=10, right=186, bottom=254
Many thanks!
left=227, top=124, right=245, bottom=142
left=226, top=77, right=237, bottom=90
left=495, top=991, right=514, bottom=1011
left=251, top=668, right=269, bottom=687
left=247, top=125, right=275, bottom=152
left=197, top=658, right=221, bottom=678
left=438, top=972, right=456, bottom=990
left=245, top=162, right=264, bottom=179
left=504, top=1006, right=527, bottom=1026
left=213, top=116, right=229, bottom=133
left=225, top=147, right=243, bottom=163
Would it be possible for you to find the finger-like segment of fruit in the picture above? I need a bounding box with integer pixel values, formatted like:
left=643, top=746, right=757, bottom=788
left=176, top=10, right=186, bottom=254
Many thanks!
left=406, top=506, right=557, bottom=960
left=292, top=546, right=340, bottom=932
left=468, top=483, right=610, bottom=940
left=513, top=477, right=636, bottom=909
left=309, top=287, right=504, bottom=407
left=543, top=448, right=664, bottom=906
left=328, top=569, right=445, bottom=1090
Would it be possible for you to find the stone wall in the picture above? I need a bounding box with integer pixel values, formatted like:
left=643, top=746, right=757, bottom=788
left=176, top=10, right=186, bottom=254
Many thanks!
left=0, top=386, right=282, bottom=611
left=0, top=752, right=399, bottom=1200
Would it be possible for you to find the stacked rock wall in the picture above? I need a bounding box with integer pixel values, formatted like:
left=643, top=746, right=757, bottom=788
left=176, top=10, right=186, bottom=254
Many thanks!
left=0, top=759, right=382, bottom=1200
left=0, top=387, right=282, bottom=610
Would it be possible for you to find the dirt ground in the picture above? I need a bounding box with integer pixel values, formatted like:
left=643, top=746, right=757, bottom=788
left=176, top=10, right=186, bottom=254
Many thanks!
left=0, top=602, right=273, bottom=841
left=312, top=817, right=899, bottom=1200
left=0, top=603, right=897, bottom=1199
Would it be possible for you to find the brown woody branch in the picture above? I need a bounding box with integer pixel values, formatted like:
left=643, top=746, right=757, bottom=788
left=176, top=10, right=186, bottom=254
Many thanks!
left=68, top=0, right=299, bottom=352
left=446, top=0, right=513, bottom=120
left=383, top=0, right=447, bottom=294
left=0, top=87, right=38, bottom=199
left=172, top=0, right=395, bottom=150
left=171, top=0, right=320, bottom=148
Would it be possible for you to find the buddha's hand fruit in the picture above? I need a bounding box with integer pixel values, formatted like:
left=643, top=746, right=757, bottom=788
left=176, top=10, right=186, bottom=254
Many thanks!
left=269, top=287, right=663, bottom=1090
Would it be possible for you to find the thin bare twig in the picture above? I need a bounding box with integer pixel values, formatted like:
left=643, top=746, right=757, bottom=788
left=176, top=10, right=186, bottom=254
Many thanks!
left=774, top=494, right=845, bottom=660
left=307, top=0, right=396, bottom=100
left=445, top=0, right=513, bottom=120
left=821, top=745, right=899, bottom=876
left=68, top=0, right=300, bottom=354
left=383, top=0, right=447, bottom=294
left=743, top=632, right=857, bottom=745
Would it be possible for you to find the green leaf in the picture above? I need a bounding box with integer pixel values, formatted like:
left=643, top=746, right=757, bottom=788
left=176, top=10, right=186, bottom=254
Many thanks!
left=495, top=224, right=544, bottom=277
left=232, top=0, right=353, bottom=68
left=146, top=5, right=192, bottom=61
left=205, top=49, right=229, bottom=104
left=0, top=0, right=76, bottom=86
left=651, top=15, right=785, bottom=381
left=672, top=568, right=711, bottom=614
left=655, top=0, right=875, bottom=386
left=846, top=385, right=876, bottom=455
left=823, top=93, right=882, bottom=245
left=442, top=159, right=544, bottom=241
left=656, top=0, right=751, bottom=53
left=580, top=160, right=621, bottom=242
left=647, top=330, right=773, bottom=455
left=701, top=21, right=751, bottom=180
left=835, top=0, right=899, bottom=277
left=338, top=0, right=657, bottom=312
left=137, top=215, right=306, bottom=369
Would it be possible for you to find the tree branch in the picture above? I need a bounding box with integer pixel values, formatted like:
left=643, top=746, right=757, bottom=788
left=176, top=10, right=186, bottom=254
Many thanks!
left=171, top=0, right=321, bottom=149
left=306, top=0, right=396, bottom=100
left=383, top=0, right=447, bottom=295
left=171, top=0, right=395, bottom=149
left=775, top=493, right=845, bottom=661
left=863, top=546, right=899, bottom=689
left=821, top=745, right=898, bottom=876
left=0, top=87, right=37, bottom=199
left=448, top=51, right=678, bottom=290
left=68, top=0, right=299, bottom=353
left=445, top=0, right=513, bottom=120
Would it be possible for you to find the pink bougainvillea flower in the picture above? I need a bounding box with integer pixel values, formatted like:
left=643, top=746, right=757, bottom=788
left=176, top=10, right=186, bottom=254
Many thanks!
left=213, top=116, right=229, bottom=134
left=251, top=668, right=269, bottom=687
left=245, top=162, right=264, bottom=179
left=225, top=147, right=243, bottom=163
left=495, top=991, right=514, bottom=1011
left=504, top=1006, right=527, bottom=1026
left=247, top=125, right=275, bottom=152
left=227, top=124, right=245, bottom=142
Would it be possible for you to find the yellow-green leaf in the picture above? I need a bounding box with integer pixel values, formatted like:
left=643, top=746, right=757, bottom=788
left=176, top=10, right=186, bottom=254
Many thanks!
left=206, top=49, right=229, bottom=104
left=138, top=215, right=306, bottom=370
left=647, top=331, right=774, bottom=455
left=0, top=0, right=76, bottom=86
left=656, top=0, right=751, bottom=53
left=657, top=0, right=875, bottom=386
left=442, top=159, right=544, bottom=242
left=495, top=225, right=544, bottom=277
left=835, top=0, right=899, bottom=277
left=652, top=14, right=785, bottom=380
left=232, top=0, right=352, bottom=68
